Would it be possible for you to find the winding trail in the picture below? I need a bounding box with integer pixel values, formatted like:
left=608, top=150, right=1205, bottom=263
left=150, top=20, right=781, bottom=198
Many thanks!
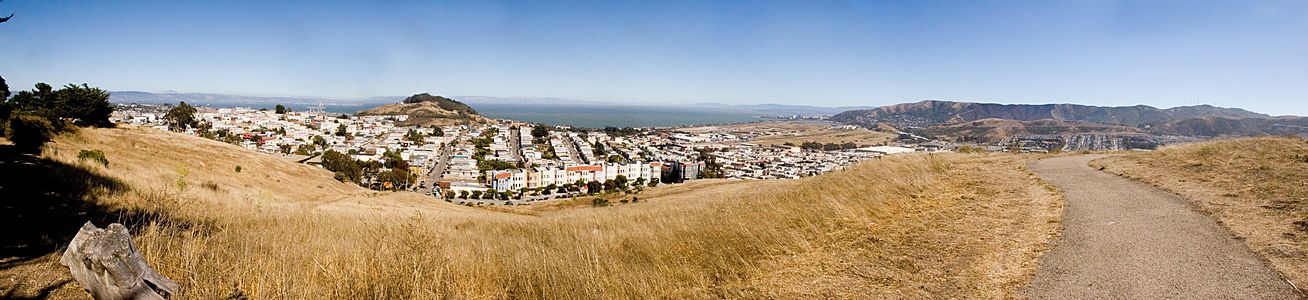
left=1025, top=155, right=1302, bottom=299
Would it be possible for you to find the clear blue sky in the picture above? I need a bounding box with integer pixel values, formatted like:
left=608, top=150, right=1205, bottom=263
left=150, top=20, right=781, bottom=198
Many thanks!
left=2, top=0, right=1306, bottom=114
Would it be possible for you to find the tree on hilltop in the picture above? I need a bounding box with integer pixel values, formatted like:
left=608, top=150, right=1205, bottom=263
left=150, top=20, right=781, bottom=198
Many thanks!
left=275, top=104, right=287, bottom=114
left=400, top=93, right=477, bottom=114
left=1, top=75, right=9, bottom=100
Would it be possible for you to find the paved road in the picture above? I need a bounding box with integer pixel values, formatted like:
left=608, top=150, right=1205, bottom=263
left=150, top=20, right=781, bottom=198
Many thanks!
left=1025, top=155, right=1302, bottom=299
left=508, top=126, right=523, bottom=162
left=419, top=133, right=461, bottom=196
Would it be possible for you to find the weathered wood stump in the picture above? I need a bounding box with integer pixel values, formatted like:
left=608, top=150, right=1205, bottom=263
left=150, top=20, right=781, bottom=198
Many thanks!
left=60, top=222, right=178, bottom=300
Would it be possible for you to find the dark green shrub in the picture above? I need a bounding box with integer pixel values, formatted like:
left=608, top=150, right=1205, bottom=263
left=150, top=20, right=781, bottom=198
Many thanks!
left=7, top=114, right=54, bottom=153
left=591, top=197, right=610, bottom=207
left=77, top=149, right=109, bottom=167
left=235, top=165, right=243, bottom=173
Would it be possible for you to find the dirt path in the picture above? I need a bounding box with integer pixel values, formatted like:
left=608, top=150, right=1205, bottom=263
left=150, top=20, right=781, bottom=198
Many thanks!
left=1025, top=155, right=1302, bottom=299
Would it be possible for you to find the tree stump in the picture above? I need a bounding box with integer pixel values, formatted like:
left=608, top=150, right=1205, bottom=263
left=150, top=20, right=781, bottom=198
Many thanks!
left=60, top=222, right=179, bottom=300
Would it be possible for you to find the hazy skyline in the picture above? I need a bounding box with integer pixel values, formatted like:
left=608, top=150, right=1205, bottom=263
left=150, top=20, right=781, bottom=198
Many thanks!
left=2, top=1, right=1307, bottom=115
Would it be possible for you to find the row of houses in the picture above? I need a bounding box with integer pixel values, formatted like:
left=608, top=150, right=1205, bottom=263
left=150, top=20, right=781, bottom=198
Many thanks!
left=484, top=161, right=671, bottom=192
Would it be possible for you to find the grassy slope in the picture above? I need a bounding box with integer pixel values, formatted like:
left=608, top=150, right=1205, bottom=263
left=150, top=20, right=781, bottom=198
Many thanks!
left=1093, top=137, right=1308, bottom=290
left=2, top=126, right=1061, bottom=299
left=357, top=101, right=489, bottom=126
left=749, top=127, right=895, bottom=146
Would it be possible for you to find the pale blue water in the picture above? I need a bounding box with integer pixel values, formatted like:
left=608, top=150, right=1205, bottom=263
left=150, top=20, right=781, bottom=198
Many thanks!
left=470, top=104, right=762, bottom=128
left=232, top=102, right=762, bottom=128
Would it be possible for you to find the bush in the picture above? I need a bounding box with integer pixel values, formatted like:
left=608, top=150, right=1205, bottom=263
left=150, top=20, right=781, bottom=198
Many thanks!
left=7, top=114, right=54, bottom=153
left=235, top=165, right=243, bottom=173
left=592, top=197, right=610, bottom=207
left=77, top=149, right=109, bottom=167
left=957, top=145, right=986, bottom=153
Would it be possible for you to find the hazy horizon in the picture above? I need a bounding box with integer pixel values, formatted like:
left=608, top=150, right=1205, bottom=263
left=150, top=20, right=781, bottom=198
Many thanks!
left=3, top=1, right=1307, bottom=114
left=104, top=90, right=1294, bottom=117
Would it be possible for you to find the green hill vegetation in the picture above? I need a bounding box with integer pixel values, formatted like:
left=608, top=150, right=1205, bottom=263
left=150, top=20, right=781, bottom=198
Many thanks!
left=357, top=93, right=487, bottom=126
left=401, top=93, right=477, bottom=114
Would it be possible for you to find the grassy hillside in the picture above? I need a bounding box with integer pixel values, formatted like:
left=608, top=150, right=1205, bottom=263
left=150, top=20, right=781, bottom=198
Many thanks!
left=2, top=127, right=1062, bottom=299
left=1093, top=137, right=1308, bottom=289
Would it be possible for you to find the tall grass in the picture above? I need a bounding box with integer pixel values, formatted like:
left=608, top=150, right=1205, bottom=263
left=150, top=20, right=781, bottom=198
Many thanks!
left=33, top=127, right=1059, bottom=299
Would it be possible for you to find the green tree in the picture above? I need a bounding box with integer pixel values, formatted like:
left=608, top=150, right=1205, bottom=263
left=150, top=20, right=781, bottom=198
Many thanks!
left=382, top=150, right=409, bottom=169
left=275, top=104, right=287, bottom=114
left=313, top=135, right=327, bottom=147
left=614, top=175, right=629, bottom=190
left=531, top=124, right=549, bottom=139
left=336, top=124, right=347, bottom=137
left=377, top=168, right=411, bottom=190
left=7, top=83, right=55, bottom=123
left=405, top=128, right=424, bottom=143
left=0, top=75, right=10, bottom=135
left=322, top=150, right=362, bottom=184
left=5, top=82, right=113, bottom=129
left=165, top=101, right=197, bottom=131
left=0, top=75, right=9, bottom=100
left=295, top=144, right=315, bottom=155
left=54, top=84, right=113, bottom=127
left=431, top=125, right=444, bottom=137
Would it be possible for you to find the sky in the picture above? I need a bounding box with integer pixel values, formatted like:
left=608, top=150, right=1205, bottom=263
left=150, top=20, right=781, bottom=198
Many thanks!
left=1, top=0, right=1307, bottom=115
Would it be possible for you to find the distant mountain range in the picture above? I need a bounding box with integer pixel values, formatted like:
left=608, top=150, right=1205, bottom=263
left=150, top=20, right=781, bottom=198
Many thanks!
left=109, top=91, right=379, bottom=106
left=831, top=100, right=1306, bottom=139
left=831, top=100, right=1268, bottom=128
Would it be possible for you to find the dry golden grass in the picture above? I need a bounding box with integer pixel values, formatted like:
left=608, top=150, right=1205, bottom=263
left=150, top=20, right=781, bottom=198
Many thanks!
left=357, top=102, right=490, bottom=126
left=3, top=126, right=1061, bottom=299
left=749, top=128, right=895, bottom=146
left=1093, top=137, right=1308, bottom=290
left=486, top=179, right=760, bottom=215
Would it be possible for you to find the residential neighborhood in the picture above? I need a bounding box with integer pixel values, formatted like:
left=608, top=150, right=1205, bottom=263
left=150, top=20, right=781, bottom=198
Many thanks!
left=112, top=103, right=934, bottom=206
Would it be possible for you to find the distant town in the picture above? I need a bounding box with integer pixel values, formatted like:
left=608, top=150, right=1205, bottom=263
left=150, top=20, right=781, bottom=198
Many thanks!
left=110, top=103, right=947, bottom=206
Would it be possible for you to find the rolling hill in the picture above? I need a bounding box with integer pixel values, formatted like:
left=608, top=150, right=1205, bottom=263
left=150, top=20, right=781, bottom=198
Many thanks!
left=917, top=118, right=1146, bottom=142
left=356, top=93, right=491, bottom=126
left=831, top=100, right=1267, bottom=129
left=1142, top=116, right=1308, bottom=137
left=0, top=126, right=1061, bottom=298
left=830, top=100, right=1308, bottom=142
